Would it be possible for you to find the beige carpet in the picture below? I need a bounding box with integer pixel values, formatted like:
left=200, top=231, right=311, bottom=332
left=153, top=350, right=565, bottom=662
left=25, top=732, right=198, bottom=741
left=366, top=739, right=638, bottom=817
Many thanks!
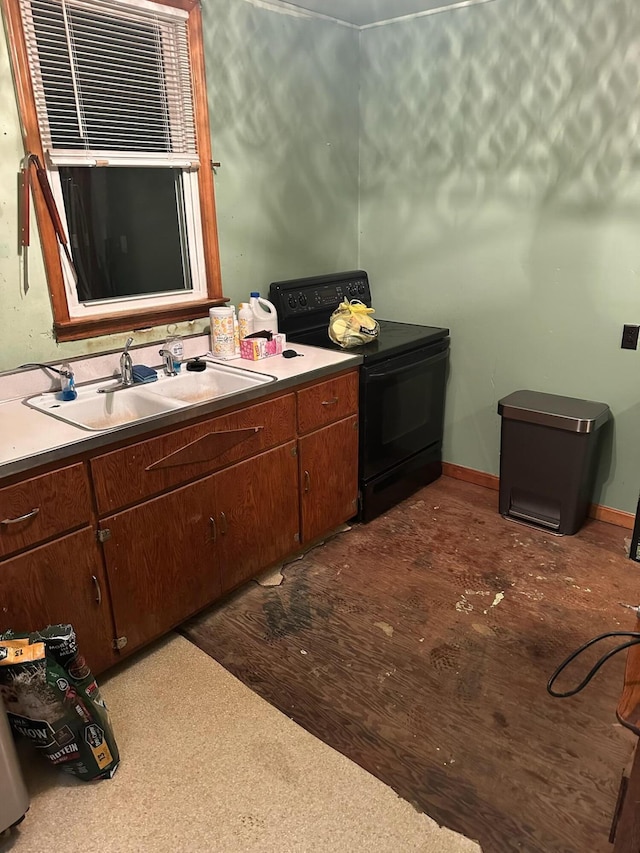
left=2, top=634, right=481, bottom=853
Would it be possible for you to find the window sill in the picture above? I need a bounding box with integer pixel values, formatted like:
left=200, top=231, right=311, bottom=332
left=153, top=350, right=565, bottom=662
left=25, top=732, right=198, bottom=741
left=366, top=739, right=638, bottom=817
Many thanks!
left=54, top=299, right=228, bottom=342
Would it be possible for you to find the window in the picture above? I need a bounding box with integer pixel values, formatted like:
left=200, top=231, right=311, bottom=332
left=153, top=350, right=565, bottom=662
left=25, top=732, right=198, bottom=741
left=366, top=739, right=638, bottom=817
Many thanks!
left=3, top=0, right=223, bottom=341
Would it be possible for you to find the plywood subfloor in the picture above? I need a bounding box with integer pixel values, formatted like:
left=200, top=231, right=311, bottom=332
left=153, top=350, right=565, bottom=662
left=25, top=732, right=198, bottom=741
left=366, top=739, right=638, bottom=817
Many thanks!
left=182, top=477, right=640, bottom=853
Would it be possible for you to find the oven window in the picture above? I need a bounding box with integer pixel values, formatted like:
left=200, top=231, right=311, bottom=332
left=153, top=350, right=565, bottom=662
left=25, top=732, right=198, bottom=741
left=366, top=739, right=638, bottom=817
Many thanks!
left=362, top=345, right=448, bottom=481
left=381, top=379, right=429, bottom=445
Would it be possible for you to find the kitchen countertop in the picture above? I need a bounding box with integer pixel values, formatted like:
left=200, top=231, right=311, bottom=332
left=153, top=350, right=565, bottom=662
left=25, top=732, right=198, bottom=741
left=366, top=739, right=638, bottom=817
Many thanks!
left=0, top=344, right=362, bottom=481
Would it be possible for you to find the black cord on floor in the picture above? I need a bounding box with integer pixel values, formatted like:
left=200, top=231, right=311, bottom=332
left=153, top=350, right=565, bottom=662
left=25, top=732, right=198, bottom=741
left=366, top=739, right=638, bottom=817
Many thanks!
left=547, top=632, right=640, bottom=698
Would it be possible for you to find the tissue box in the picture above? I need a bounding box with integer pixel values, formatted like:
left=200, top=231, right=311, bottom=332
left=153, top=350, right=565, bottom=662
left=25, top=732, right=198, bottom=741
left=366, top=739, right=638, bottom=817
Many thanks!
left=240, top=334, right=285, bottom=360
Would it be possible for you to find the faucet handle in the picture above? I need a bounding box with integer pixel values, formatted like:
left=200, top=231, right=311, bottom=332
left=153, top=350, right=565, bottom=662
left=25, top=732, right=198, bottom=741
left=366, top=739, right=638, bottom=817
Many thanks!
left=123, top=336, right=133, bottom=353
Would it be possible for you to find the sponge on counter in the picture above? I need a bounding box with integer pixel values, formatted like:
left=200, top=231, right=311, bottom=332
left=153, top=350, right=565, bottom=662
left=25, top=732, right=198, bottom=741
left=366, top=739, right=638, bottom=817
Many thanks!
left=132, top=364, right=158, bottom=384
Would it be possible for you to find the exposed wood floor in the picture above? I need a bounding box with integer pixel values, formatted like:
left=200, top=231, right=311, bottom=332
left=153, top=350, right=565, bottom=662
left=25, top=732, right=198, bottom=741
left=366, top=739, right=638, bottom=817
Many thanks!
left=181, top=477, right=640, bottom=853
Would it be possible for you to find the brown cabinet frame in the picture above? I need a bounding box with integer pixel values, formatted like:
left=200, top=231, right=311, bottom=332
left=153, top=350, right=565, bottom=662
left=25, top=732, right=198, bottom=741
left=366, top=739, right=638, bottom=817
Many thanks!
left=0, top=369, right=359, bottom=673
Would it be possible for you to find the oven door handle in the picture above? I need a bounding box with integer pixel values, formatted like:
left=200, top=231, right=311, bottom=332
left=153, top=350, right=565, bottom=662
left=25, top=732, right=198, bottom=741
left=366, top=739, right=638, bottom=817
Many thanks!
left=367, top=348, right=448, bottom=380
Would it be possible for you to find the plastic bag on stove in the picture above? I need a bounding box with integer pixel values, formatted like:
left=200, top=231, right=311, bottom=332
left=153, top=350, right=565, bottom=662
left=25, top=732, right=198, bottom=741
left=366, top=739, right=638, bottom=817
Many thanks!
left=328, top=299, right=380, bottom=349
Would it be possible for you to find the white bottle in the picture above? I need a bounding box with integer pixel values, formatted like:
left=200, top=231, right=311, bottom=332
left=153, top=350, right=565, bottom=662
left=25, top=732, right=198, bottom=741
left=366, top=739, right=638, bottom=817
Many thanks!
left=250, top=291, right=278, bottom=335
left=238, top=303, right=254, bottom=340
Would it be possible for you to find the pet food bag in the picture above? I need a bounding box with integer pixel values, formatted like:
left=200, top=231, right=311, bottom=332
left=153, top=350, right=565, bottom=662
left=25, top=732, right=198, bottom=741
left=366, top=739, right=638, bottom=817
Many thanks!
left=328, top=299, right=380, bottom=349
left=0, top=625, right=119, bottom=781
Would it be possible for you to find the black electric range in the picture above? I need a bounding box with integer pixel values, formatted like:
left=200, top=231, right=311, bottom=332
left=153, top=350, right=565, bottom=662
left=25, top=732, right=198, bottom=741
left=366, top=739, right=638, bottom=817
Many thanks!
left=286, top=318, right=448, bottom=363
left=269, top=271, right=450, bottom=522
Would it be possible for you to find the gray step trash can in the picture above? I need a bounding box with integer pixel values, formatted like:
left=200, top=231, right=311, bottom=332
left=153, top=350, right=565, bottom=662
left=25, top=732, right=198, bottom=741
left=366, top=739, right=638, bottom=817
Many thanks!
left=497, top=390, right=610, bottom=535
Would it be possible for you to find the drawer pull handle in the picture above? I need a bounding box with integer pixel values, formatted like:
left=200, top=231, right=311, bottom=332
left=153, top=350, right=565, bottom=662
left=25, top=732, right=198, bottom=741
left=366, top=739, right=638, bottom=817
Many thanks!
left=219, top=511, right=228, bottom=535
left=91, top=575, right=102, bottom=606
left=209, top=516, right=217, bottom=543
left=1, top=507, right=40, bottom=526
left=321, top=397, right=338, bottom=406
left=304, top=471, right=311, bottom=493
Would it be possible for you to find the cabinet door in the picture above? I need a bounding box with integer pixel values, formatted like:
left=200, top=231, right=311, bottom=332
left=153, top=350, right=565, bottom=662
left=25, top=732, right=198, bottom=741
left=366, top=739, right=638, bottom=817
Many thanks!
left=216, top=441, right=300, bottom=594
left=99, top=476, right=221, bottom=653
left=0, top=528, right=116, bottom=675
left=298, top=415, right=359, bottom=544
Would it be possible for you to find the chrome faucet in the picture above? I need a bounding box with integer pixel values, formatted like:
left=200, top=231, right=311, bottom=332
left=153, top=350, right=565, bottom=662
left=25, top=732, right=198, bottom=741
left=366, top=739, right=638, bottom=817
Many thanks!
left=120, top=337, right=134, bottom=386
left=98, top=337, right=135, bottom=393
left=158, top=347, right=177, bottom=377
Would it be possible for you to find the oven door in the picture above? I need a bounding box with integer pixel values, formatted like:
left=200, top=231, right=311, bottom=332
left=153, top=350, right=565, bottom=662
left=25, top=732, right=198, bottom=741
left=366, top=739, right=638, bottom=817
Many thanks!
left=360, top=340, right=449, bottom=482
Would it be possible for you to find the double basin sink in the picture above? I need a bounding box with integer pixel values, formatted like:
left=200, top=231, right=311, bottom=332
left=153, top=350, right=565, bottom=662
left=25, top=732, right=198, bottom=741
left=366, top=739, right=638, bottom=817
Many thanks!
left=25, top=362, right=276, bottom=431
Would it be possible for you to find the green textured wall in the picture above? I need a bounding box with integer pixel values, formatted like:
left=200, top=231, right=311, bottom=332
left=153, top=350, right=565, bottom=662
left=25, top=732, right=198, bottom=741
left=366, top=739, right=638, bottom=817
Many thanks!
left=202, top=0, right=359, bottom=303
left=0, top=0, right=359, bottom=369
left=2, top=0, right=639, bottom=514
left=359, top=0, right=640, bottom=513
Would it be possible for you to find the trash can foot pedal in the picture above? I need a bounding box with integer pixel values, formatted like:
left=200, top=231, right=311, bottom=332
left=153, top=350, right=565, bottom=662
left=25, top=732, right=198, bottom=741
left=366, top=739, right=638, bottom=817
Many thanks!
left=501, top=512, right=564, bottom=536
left=508, top=507, right=560, bottom=530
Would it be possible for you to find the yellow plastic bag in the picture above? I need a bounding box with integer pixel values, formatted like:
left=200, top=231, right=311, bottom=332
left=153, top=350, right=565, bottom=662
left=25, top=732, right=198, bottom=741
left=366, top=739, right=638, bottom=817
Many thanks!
left=328, top=300, right=380, bottom=349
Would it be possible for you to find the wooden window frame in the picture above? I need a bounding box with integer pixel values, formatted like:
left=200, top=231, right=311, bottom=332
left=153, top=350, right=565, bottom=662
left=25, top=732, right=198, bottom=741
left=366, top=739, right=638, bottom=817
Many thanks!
left=2, top=0, right=225, bottom=342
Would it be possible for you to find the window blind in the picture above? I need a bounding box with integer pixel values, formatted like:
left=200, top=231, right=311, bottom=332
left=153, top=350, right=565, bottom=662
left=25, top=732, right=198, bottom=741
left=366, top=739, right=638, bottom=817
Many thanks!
left=19, top=0, right=198, bottom=166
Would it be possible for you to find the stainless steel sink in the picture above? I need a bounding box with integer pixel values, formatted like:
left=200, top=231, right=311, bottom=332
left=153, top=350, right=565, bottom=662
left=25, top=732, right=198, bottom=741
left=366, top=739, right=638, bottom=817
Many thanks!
left=142, top=362, right=275, bottom=404
left=25, top=385, right=187, bottom=431
left=24, top=362, right=275, bottom=431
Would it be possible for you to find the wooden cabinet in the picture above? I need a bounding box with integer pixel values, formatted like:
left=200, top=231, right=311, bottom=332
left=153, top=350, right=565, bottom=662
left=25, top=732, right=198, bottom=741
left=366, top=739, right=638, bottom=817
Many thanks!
left=0, top=368, right=360, bottom=671
left=216, top=442, right=299, bottom=594
left=0, top=528, right=115, bottom=674
left=99, top=440, right=300, bottom=651
left=99, top=475, right=221, bottom=654
left=91, top=394, right=296, bottom=514
left=0, top=461, right=115, bottom=674
left=299, top=415, right=359, bottom=543
left=296, top=369, right=360, bottom=544
left=613, top=626, right=640, bottom=850
left=611, top=743, right=640, bottom=852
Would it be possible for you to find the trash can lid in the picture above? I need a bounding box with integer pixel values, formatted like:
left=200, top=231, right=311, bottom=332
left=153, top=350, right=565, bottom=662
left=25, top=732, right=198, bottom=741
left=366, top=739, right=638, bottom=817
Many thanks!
left=497, top=390, right=610, bottom=433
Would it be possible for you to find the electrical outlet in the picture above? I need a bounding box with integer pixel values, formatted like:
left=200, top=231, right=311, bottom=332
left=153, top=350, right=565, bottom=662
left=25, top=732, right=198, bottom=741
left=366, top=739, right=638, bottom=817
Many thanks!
left=621, top=324, right=640, bottom=350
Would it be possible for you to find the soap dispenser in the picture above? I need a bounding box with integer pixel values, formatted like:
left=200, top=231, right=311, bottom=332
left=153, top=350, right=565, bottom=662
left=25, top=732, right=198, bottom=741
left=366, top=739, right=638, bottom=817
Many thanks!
left=59, top=364, right=77, bottom=401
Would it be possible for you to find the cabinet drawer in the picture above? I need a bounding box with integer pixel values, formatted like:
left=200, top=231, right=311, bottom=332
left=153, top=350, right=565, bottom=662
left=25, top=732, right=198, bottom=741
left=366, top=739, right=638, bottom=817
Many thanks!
left=91, top=393, right=297, bottom=515
left=297, top=370, right=359, bottom=435
left=0, top=463, right=92, bottom=559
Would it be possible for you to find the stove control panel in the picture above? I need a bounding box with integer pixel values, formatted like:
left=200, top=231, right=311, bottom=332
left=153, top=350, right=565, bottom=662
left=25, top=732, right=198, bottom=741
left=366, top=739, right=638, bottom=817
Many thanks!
left=274, top=277, right=371, bottom=318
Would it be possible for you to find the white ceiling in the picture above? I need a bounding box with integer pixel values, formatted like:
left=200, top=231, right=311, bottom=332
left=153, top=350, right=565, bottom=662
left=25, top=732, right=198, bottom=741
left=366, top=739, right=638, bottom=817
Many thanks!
left=275, top=0, right=472, bottom=27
